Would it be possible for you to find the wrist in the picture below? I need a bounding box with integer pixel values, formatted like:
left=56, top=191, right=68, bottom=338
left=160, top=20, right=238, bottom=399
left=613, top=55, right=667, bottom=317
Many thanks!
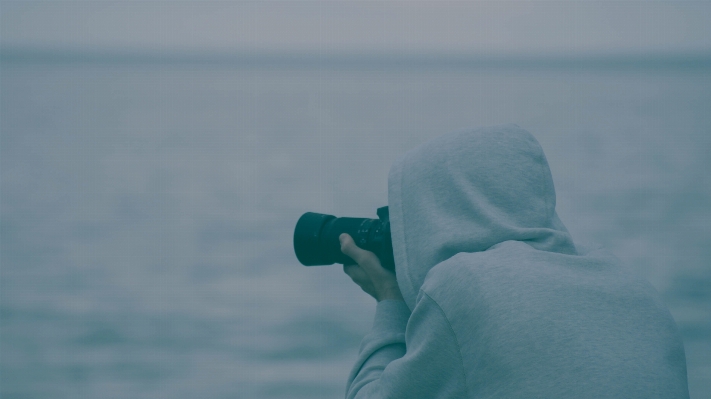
left=376, top=288, right=404, bottom=302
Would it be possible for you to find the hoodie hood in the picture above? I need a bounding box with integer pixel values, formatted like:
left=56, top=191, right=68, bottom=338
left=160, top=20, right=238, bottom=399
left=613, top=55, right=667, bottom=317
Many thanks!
left=388, top=124, right=576, bottom=309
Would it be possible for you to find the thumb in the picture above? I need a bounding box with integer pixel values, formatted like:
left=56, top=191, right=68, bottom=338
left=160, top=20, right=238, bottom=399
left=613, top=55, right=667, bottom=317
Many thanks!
left=339, top=233, right=366, bottom=264
left=340, top=233, right=381, bottom=270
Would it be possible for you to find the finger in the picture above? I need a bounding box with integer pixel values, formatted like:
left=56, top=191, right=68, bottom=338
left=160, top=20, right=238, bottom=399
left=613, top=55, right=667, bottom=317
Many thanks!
left=343, top=263, right=359, bottom=277
left=343, top=264, right=370, bottom=285
left=343, top=265, right=378, bottom=298
left=339, top=234, right=377, bottom=267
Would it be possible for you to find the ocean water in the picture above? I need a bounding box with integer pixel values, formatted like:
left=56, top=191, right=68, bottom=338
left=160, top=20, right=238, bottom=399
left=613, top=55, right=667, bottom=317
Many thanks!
left=1, top=57, right=710, bottom=398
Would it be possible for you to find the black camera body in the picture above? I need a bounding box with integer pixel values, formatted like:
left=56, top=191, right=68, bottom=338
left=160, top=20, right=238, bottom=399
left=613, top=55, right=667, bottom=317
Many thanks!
left=293, top=206, right=395, bottom=272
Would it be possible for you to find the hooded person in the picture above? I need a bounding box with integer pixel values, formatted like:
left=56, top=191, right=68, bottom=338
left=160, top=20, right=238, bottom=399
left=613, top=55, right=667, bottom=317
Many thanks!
left=338, top=124, right=689, bottom=398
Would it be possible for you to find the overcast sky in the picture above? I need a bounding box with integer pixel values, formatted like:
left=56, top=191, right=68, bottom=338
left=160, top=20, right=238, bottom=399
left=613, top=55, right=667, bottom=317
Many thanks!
left=3, top=1, right=711, bottom=55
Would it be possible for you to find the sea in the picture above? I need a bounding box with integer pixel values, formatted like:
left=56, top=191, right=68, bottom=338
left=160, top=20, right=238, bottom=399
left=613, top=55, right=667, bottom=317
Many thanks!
left=1, top=52, right=710, bottom=398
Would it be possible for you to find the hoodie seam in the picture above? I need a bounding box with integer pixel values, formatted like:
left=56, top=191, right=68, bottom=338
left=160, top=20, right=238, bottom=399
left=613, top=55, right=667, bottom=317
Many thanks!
left=394, top=154, right=416, bottom=311
left=421, top=290, right=470, bottom=397
left=532, top=138, right=555, bottom=220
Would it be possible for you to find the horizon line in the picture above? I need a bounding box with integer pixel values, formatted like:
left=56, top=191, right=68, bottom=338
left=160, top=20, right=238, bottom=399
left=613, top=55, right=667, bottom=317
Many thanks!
left=3, top=46, right=711, bottom=70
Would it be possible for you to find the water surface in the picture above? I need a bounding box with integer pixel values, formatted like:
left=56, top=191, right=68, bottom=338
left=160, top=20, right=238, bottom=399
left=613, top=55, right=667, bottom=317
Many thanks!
left=2, top=57, right=710, bottom=398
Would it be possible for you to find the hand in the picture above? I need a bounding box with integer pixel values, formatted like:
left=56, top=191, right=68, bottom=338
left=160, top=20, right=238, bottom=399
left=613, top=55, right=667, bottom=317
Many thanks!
left=340, top=233, right=404, bottom=302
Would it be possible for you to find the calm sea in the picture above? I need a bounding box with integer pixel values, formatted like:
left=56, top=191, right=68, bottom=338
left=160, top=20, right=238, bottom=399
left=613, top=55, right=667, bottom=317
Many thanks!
left=2, top=54, right=710, bottom=398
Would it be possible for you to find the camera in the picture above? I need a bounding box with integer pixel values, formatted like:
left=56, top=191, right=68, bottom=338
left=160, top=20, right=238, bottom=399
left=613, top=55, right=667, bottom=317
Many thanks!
left=293, top=206, right=395, bottom=272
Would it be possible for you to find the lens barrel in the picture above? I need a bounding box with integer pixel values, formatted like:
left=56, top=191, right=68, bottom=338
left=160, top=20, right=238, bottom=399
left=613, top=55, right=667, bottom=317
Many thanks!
left=293, top=207, right=395, bottom=271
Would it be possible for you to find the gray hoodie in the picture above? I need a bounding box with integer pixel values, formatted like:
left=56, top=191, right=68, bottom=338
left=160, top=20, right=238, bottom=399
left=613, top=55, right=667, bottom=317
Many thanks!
left=346, top=124, right=689, bottom=398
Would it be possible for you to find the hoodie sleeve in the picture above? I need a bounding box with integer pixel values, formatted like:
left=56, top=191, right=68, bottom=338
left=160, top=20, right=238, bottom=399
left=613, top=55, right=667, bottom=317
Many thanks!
left=345, top=294, right=468, bottom=399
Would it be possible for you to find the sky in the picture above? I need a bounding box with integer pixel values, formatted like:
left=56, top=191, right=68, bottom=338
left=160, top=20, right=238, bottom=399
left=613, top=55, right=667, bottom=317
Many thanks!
left=3, top=1, right=711, bottom=55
